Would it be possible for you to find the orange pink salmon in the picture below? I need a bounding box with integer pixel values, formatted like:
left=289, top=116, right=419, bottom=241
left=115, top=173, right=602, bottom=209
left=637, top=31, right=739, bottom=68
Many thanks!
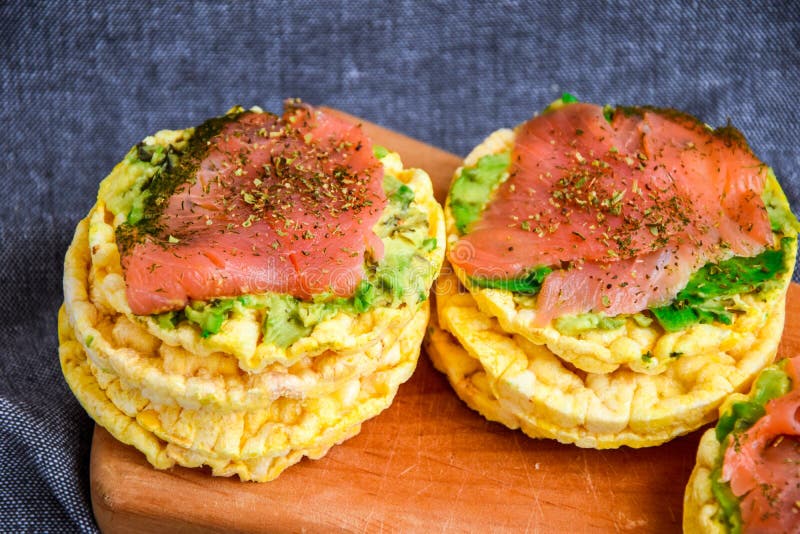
left=119, top=101, right=386, bottom=315
left=449, top=103, right=772, bottom=325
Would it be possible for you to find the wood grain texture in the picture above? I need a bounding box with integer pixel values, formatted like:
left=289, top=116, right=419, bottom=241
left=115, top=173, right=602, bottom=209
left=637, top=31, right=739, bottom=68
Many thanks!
left=90, top=109, right=800, bottom=533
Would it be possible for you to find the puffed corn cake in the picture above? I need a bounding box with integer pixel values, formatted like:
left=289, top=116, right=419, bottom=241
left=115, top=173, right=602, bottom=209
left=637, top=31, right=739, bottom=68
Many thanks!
left=428, top=96, right=798, bottom=448
left=59, top=102, right=445, bottom=481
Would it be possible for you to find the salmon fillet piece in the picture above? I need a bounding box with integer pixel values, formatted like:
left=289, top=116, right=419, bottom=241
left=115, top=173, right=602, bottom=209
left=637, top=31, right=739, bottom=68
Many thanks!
left=450, top=103, right=771, bottom=323
left=120, top=102, right=386, bottom=315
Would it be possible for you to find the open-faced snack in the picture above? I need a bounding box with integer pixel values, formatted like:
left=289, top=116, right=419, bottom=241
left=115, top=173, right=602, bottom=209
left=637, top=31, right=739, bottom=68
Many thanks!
left=683, top=355, right=800, bottom=533
left=426, top=95, right=798, bottom=448
left=60, top=101, right=445, bottom=481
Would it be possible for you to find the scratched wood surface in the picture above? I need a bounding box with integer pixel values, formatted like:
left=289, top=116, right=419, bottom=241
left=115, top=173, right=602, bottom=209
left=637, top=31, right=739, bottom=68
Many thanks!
left=90, top=109, right=800, bottom=533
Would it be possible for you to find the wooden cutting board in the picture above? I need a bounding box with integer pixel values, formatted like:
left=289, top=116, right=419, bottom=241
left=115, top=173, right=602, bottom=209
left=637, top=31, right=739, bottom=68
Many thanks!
left=90, top=109, right=800, bottom=533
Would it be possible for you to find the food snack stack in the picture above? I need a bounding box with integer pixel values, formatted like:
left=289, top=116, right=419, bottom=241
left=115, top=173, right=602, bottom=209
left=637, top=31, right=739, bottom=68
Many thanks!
left=684, top=355, right=800, bottom=532
left=426, top=96, right=798, bottom=448
left=59, top=101, right=445, bottom=481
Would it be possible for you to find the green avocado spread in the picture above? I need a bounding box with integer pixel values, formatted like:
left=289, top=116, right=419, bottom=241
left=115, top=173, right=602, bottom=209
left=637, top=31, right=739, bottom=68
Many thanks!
left=650, top=170, right=798, bottom=332
left=449, top=151, right=511, bottom=234
left=448, top=95, right=800, bottom=332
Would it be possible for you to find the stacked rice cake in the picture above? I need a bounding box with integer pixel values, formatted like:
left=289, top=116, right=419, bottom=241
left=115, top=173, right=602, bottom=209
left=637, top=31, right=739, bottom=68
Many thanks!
left=426, top=98, right=798, bottom=449
left=60, top=104, right=445, bottom=481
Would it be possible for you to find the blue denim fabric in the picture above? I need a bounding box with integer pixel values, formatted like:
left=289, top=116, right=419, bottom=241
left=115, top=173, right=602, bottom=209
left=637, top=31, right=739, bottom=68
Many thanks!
left=1, top=1, right=798, bottom=531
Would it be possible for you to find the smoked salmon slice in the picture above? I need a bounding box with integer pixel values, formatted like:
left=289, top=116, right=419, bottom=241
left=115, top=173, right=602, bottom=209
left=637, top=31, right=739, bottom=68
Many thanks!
left=118, top=101, right=386, bottom=315
left=449, top=103, right=772, bottom=323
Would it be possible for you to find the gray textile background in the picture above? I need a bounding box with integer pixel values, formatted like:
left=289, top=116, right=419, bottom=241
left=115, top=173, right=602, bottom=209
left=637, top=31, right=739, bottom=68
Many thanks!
left=2, top=1, right=798, bottom=531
